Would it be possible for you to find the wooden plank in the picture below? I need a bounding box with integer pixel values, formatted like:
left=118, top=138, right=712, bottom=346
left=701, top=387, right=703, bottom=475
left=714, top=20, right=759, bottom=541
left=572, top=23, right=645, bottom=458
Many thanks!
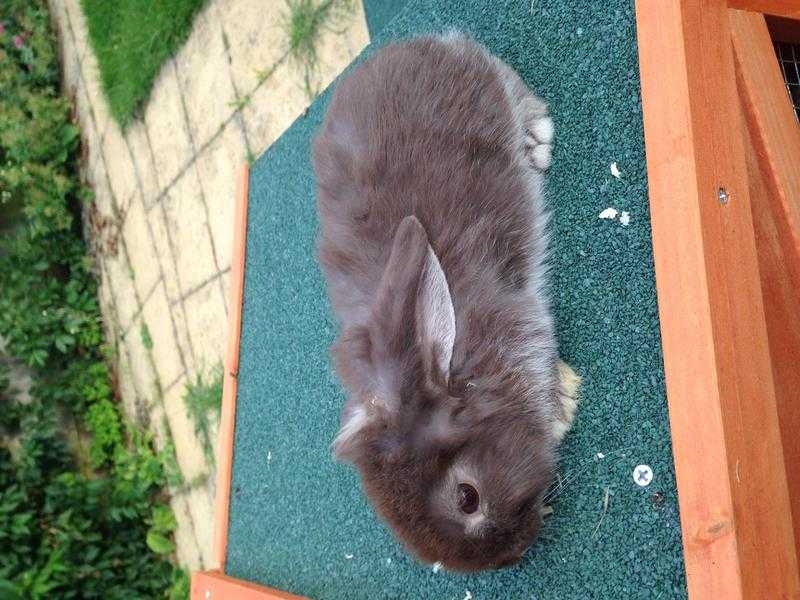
left=727, top=0, right=800, bottom=18
left=213, top=163, right=250, bottom=570
left=731, top=10, right=800, bottom=293
left=191, top=571, right=308, bottom=600
left=635, top=1, right=800, bottom=598
left=731, top=8, right=800, bottom=563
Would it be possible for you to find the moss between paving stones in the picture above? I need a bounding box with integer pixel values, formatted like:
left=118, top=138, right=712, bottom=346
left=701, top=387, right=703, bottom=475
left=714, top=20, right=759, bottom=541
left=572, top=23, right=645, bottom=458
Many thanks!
left=226, top=0, right=687, bottom=598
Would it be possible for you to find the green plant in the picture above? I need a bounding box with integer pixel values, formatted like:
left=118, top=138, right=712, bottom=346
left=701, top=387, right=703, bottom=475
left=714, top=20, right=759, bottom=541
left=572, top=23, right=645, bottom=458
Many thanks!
left=0, top=2, right=187, bottom=597
left=146, top=504, right=177, bottom=555
left=183, top=367, right=223, bottom=464
left=282, top=0, right=354, bottom=98
left=158, top=435, right=185, bottom=489
left=140, top=322, right=153, bottom=350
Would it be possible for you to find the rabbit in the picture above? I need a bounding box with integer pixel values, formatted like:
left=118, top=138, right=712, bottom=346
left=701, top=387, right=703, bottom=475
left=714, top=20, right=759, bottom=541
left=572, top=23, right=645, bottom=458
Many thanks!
left=312, top=32, right=576, bottom=572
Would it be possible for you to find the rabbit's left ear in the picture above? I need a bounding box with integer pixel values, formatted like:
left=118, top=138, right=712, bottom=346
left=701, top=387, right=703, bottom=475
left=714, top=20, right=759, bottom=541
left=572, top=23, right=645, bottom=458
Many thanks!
left=416, top=246, right=455, bottom=385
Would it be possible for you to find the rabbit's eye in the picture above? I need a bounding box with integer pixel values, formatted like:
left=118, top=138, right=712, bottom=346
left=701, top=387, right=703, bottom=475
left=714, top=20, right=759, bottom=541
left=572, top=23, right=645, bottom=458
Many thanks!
left=457, top=483, right=480, bottom=514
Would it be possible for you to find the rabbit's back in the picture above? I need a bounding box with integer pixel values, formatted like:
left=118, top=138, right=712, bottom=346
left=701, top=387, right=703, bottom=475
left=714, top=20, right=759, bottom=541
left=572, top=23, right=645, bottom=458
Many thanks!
left=314, top=35, right=548, bottom=328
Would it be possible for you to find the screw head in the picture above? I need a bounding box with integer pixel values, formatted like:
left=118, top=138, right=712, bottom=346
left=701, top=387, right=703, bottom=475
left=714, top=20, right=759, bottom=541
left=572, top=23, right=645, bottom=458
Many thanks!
left=633, top=464, right=654, bottom=487
left=718, top=187, right=729, bottom=205
left=205, top=590, right=211, bottom=600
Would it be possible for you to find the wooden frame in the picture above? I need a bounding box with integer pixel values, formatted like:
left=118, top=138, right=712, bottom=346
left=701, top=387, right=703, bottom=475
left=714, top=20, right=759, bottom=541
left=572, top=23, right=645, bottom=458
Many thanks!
left=195, top=1, right=800, bottom=598
left=636, top=0, right=800, bottom=598
left=190, top=165, right=308, bottom=599
left=731, top=5, right=800, bottom=570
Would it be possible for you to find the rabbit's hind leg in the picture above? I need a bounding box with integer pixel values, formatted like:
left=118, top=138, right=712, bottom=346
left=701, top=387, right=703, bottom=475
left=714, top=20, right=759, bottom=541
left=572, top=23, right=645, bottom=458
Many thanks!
left=521, top=95, right=553, bottom=174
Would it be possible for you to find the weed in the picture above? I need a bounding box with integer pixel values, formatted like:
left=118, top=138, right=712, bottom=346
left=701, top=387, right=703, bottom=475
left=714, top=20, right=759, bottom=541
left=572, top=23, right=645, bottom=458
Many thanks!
left=140, top=322, right=153, bottom=350
left=183, top=366, right=223, bottom=464
left=282, top=0, right=355, bottom=99
left=159, top=433, right=185, bottom=488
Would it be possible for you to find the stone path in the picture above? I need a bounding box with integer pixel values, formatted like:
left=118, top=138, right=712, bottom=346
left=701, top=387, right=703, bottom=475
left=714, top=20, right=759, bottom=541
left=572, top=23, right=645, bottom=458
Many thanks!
left=47, top=0, right=370, bottom=572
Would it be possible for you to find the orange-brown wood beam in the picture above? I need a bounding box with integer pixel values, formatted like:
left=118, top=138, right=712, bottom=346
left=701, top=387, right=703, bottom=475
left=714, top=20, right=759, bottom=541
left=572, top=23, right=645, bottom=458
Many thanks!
left=192, top=571, right=308, bottom=600
left=727, top=0, right=800, bottom=18
left=730, top=10, right=800, bottom=292
left=731, top=8, right=800, bottom=563
left=213, top=163, right=250, bottom=571
left=636, top=1, right=800, bottom=598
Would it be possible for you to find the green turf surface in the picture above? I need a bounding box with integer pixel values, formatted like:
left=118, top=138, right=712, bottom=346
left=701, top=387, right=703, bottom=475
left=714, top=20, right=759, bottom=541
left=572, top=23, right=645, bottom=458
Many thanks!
left=362, top=0, right=409, bottom=37
left=226, top=0, right=687, bottom=597
left=80, top=0, right=207, bottom=127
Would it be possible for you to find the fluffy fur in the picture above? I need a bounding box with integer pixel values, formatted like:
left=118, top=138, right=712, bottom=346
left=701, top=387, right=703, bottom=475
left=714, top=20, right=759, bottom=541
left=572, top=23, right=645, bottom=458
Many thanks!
left=313, top=33, right=566, bottom=571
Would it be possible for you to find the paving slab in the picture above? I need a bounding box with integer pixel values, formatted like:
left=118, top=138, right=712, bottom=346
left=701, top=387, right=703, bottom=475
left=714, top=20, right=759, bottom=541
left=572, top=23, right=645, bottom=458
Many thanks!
left=126, top=120, right=161, bottom=207
left=103, top=244, right=139, bottom=330
left=171, top=494, right=203, bottom=572
left=241, top=7, right=369, bottom=156
left=183, top=279, right=227, bottom=372
left=101, top=122, right=138, bottom=207
left=216, top=0, right=288, bottom=95
left=195, top=120, right=249, bottom=272
left=186, top=486, right=216, bottom=568
left=144, top=61, right=194, bottom=190
left=175, top=6, right=239, bottom=149
left=146, top=203, right=183, bottom=302
left=121, top=194, right=160, bottom=300
left=160, top=165, right=220, bottom=296
left=141, top=282, right=186, bottom=387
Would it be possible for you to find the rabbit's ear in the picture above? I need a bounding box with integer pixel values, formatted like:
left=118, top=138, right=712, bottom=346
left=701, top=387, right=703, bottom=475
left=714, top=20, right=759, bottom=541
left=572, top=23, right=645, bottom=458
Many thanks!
left=416, top=245, right=455, bottom=384
left=371, top=215, right=430, bottom=355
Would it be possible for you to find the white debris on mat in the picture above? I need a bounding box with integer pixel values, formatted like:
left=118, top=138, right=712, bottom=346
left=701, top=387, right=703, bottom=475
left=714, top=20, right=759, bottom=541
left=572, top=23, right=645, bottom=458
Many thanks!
left=344, top=554, right=354, bottom=560
left=610, top=162, right=622, bottom=179
left=463, top=591, right=473, bottom=600
left=432, top=562, right=442, bottom=573
left=598, top=207, right=619, bottom=220
left=267, top=450, right=272, bottom=463
left=597, top=452, right=605, bottom=459
left=386, top=558, right=392, bottom=565
left=598, top=207, right=632, bottom=227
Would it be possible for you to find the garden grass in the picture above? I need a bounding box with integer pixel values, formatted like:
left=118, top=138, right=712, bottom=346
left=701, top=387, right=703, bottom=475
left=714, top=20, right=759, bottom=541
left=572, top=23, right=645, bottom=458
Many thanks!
left=80, top=0, right=209, bottom=127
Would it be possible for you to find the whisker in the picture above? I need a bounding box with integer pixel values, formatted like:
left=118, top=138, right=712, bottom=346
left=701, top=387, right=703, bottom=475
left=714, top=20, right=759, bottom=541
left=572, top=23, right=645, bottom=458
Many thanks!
left=542, top=446, right=633, bottom=504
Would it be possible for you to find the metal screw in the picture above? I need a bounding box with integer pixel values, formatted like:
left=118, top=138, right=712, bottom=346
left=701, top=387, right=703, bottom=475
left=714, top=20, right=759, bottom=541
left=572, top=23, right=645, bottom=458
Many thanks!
left=718, top=187, right=729, bottom=205
left=633, top=464, right=654, bottom=487
left=205, top=590, right=211, bottom=600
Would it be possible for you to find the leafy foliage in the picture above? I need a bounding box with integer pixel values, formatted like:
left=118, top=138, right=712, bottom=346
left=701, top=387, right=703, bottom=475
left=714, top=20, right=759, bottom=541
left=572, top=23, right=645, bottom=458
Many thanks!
left=0, top=2, right=187, bottom=597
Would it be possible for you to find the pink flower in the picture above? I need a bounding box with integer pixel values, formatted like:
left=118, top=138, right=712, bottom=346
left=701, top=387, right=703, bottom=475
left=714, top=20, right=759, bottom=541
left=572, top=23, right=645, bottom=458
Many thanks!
left=13, top=35, right=23, bottom=49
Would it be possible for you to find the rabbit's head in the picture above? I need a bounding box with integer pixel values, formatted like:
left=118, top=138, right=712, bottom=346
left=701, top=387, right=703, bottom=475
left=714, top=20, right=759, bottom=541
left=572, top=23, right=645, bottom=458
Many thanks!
left=332, top=216, right=556, bottom=571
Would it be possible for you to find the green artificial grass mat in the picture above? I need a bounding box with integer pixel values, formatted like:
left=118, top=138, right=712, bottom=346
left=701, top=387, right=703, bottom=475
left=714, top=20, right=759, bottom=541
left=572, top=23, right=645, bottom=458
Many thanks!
left=226, top=0, right=687, bottom=598
left=80, top=0, right=207, bottom=127
left=361, top=0, right=409, bottom=38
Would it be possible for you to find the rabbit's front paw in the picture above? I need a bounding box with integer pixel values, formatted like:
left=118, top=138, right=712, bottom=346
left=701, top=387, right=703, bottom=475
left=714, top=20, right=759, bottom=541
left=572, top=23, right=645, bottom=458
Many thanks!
left=552, top=360, right=580, bottom=441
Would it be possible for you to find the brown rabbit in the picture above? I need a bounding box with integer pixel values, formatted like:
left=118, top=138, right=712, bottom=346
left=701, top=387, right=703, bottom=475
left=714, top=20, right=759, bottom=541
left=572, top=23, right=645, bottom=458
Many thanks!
left=313, top=32, right=572, bottom=572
